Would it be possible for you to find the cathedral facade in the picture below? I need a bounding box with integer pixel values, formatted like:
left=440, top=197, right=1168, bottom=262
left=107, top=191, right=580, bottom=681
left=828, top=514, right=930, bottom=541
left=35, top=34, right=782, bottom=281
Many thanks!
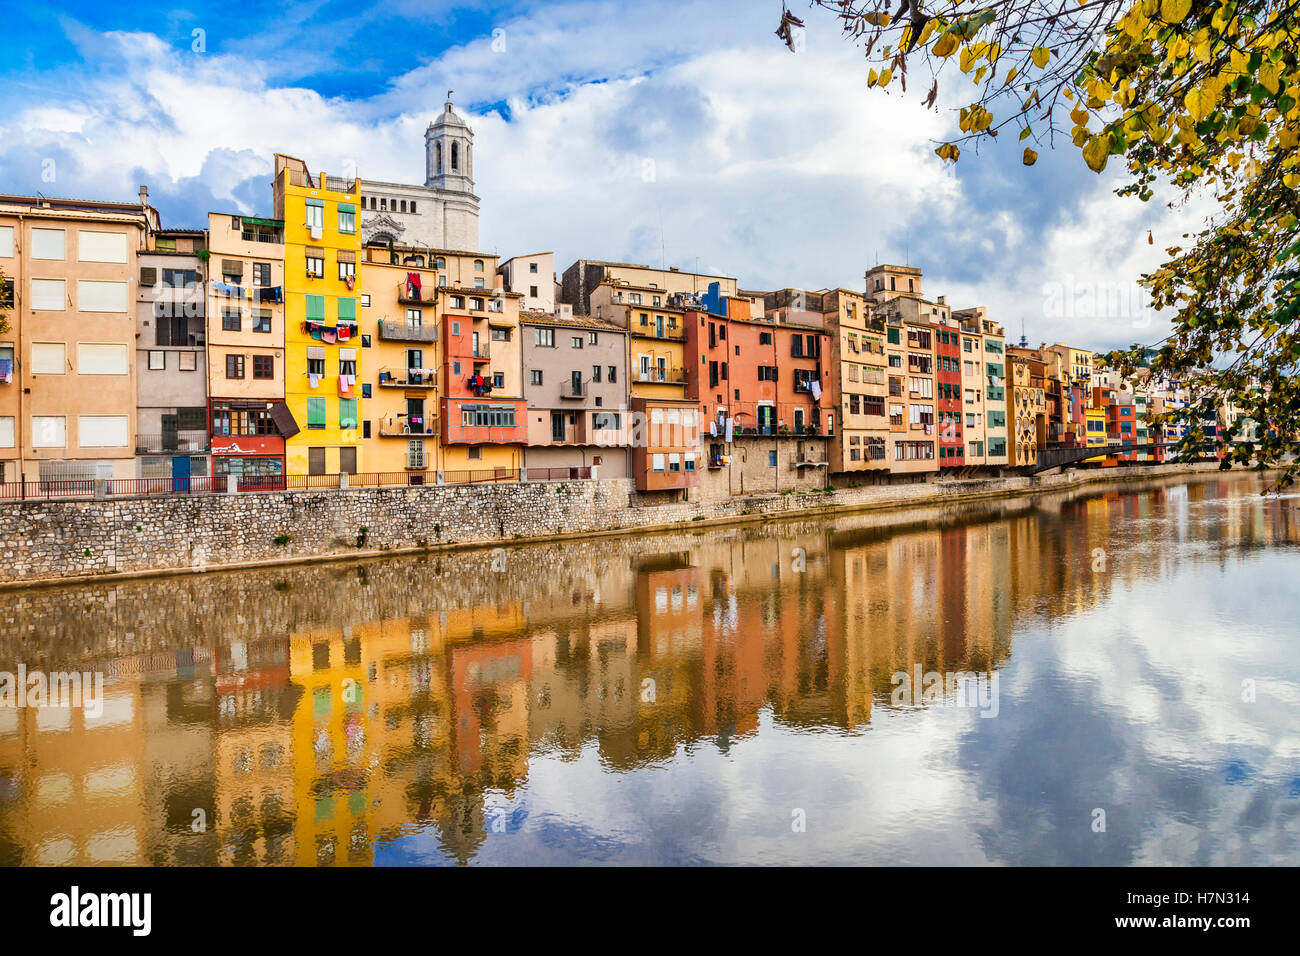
left=359, top=95, right=479, bottom=252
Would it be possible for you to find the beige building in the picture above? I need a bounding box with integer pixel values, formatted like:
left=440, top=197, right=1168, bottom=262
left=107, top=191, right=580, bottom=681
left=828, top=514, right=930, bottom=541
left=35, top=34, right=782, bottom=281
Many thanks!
left=824, top=288, right=888, bottom=475
left=0, top=191, right=157, bottom=482
left=562, top=259, right=737, bottom=315
left=954, top=307, right=1009, bottom=467
left=204, top=212, right=291, bottom=483
left=867, top=265, right=939, bottom=477
left=498, top=252, right=555, bottom=314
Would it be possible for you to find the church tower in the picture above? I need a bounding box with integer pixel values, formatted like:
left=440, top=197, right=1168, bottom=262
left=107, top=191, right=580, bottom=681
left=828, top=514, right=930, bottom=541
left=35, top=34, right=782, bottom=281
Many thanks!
left=422, top=92, right=480, bottom=249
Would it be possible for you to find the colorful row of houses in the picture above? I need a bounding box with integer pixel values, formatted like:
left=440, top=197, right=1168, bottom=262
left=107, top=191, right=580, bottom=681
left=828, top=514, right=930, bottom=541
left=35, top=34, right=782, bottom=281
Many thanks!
left=0, top=99, right=1241, bottom=495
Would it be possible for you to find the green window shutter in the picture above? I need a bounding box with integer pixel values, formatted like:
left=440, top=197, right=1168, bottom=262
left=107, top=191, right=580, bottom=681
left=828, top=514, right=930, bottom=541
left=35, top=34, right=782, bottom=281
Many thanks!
left=339, top=398, right=358, bottom=429
left=307, top=397, right=326, bottom=427
left=887, top=328, right=900, bottom=345
left=305, top=294, right=325, bottom=321
left=305, top=198, right=325, bottom=208
left=337, top=297, right=357, bottom=322
left=337, top=202, right=356, bottom=214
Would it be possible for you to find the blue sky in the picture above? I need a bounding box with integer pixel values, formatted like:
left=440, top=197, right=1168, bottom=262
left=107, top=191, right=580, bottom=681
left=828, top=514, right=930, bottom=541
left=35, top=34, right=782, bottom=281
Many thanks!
left=0, top=0, right=1188, bottom=349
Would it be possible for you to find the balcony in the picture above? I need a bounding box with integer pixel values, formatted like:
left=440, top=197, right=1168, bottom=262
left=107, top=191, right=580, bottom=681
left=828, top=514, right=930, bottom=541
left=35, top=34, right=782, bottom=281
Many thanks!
left=379, top=321, right=438, bottom=343
left=631, top=323, right=685, bottom=341
left=378, top=367, right=437, bottom=389
left=135, top=430, right=209, bottom=455
left=559, top=379, right=587, bottom=399
left=378, top=416, right=438, bottom=438
left=396, top=281, right=437, bottom=306
left=633, top=367, right=687, bottom=385
left=472, top=343, right=491, bottom=360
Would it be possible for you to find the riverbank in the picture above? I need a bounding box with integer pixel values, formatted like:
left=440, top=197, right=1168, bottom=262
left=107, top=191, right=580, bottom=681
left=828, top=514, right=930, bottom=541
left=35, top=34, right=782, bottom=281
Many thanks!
left=0, top=460, right=1259, bottom=588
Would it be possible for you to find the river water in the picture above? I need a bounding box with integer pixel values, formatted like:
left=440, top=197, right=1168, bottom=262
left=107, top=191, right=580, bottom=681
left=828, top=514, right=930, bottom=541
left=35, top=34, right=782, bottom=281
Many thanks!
left=0, top=472, right=1297, bottom=865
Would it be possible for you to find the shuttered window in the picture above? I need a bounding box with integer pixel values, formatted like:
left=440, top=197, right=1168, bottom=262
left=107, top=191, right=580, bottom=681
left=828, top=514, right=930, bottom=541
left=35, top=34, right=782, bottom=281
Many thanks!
left=337, top=297, right=356, bottom=322
left=78, top=416, right=129, bottom=447
left=307, top=397, right=326, bottom=428
left=77, top=343, right=129, bottom=375
left=305, top=295, right=325, bottom=321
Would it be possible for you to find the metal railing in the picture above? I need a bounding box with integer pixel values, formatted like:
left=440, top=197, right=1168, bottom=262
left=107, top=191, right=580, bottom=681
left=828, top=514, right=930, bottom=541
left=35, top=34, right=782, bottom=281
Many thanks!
left=379, top=321, right=438, bottom=343
left=632, top=367, right=687, bottom=384
left=559, top=380, right=586, bottom=398
left=378, top=367, right=437, bottom=388
left=135, top=431, right=210, bottom=454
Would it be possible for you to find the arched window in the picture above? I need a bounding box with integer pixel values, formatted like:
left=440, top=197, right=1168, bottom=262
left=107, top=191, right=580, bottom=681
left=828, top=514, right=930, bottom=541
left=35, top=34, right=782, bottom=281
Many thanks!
left=473, top=259, right=484, bottom=272
left=451, top=142, right=459, bottom=171
left=466, top=145, right=471, bottom=177
left=435, top=257, right=446, bottom=270
left=436, top=143, right=442, bottom=174
left=380, top=198, right=387, bottom=210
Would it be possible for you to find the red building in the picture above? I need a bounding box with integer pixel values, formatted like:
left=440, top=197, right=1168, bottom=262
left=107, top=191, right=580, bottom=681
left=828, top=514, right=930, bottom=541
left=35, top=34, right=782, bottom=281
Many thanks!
left=440, top=303, right=527, bottom=455
left=933, top=316, right=964, bottom=468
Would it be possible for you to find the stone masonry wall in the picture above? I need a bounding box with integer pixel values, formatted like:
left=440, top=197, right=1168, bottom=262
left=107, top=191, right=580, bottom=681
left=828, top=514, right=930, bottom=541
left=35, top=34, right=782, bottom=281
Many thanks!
left=0, top=462, right=1228, bottom=586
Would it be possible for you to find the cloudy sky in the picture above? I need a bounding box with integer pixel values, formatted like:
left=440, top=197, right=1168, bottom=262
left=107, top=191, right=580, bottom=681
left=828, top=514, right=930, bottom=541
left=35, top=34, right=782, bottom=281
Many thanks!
left=1, top=0, right=1200, bottom=350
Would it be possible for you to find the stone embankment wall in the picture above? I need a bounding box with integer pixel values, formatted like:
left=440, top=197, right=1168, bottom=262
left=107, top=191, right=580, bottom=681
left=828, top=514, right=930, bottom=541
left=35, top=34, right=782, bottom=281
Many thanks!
left=0, top=461, right=1231, bottom=586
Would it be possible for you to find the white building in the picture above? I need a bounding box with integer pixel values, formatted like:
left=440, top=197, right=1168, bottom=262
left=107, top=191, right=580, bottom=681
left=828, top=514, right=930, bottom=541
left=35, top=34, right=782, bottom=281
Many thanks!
left=359, top=94, right=479, bottom=252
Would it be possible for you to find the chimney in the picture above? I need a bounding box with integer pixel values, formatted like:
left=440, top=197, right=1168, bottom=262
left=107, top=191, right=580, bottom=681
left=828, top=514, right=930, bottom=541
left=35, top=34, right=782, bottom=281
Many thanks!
left=138, top=185, right=149, bottom=206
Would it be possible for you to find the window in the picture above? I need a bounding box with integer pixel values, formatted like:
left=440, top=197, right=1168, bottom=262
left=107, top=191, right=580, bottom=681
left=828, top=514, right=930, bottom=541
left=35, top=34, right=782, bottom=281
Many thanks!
left=253, top=355, right=274, bottom=379
left=306, top=255, right=324, bottom=278
left=30, top=279, right=65, bottom=311
left=31, top=228, right=66, bottom=260
left=768, top=450, right=777, bottom=467
left=148, top=351, right=166, bottom=371
left=339, top=399, right=358, bottom=429
left=252, top=262, right=271, bottom=286
left=592, top=412, right=621, bottom=430
left=534, top=328, right=555, bottom=347
left=308, top=447, right=326, bottom=475
left=304, top=201, right=324, bottom=231
left=78, top=280, right=128, bottom=313
left=0, top=416, right=12, bottom=448
left=78, top=231, right=127, bottom=263
left=226, top=355, right=245, bottom=379
left=652, top=453, right=665, bottom=473
left=179, top=351, right=196, bottom=371
left=608, top=365, right=617, bottom=383
left=0, top=225, right=12, bottom=258
left=592, top=365, right=602, bottom=383
left=530, top=285, right=539, bottom=297
left=339, top=357, right=356, bottom=377
left=78, top=343, right=128, bottom=375
left=253, top=310, right=272, bottom=333
left=78, top=415, right=128, bottom=447
left=474, top=259, right=484, bottom=272
left=307, top=357, right=325, bottom=376
left=338, top=205, right=356, bottom=234
left=32, top=416, right=66, bottom=447
left=31, top=342, right=66, bottom=374
left=222, top=309, right=241, bottom=331
left=530, top=370, right=543, bottom=386
left=338, top=261, right=355, bottom=282
left=307, top=398, right=326, bottom=429
left=571, top=336, right=583, bottom=349
left=529, top=262, right=539, bottom=273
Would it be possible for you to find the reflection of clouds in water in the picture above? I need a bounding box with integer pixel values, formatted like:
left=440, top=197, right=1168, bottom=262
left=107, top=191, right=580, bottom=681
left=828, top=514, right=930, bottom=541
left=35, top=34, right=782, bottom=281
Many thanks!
left=957, top=549, right=1300, bottom=866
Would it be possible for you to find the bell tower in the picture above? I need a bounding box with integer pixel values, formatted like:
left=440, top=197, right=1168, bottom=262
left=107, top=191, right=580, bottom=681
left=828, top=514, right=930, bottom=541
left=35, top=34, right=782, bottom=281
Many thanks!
left=425, top=91, right=475, bottom=194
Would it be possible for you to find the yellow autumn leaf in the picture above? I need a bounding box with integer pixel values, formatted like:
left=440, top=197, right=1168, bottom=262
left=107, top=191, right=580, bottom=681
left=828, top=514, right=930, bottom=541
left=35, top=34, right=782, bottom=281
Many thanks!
left=1082, top=134, right=1110, bottom=173
left=1184, top=86, right=1216, bottom=121
left=1161, top=0, right=1192, bottom=22
left=932, top=33, right=958, bottom=58
left=1032, top=47, right=1050, bottom=69
left=1258, top=61, right=1281, bottom=94
left=1004, top=66, right=1019, bottom=86
left=1023, top=147, right=1038, bottom=165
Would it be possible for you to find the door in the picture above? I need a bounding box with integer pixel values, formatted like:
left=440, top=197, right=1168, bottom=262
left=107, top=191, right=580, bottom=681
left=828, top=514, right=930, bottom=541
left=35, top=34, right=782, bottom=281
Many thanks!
left=171, top=454, right=191, bottom=492
left=571, top=371, right=582, bottom=396
left=656, top=357, right=667, bottom=382
left=406, top=398, right=425, bottom=433
left=161, top=413, right=178, bottom=451
left=758, top=405, right=776, bottom=435
left=407, top=348, right=422, bottom=383
left=656, top=314, right=664, bottom=338
left=551, top=411, right=566, bottom=442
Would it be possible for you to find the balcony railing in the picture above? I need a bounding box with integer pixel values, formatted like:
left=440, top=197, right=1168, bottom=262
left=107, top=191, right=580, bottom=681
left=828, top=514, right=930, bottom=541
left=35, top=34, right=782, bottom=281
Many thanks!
left=631, top=324, right=685, bottom=341
left=135, top=430, right=209, bottom=455
left=378, top=416, right=438, bottom=438
left=633, top=367, right=687, bottom=384
left=378, top=368, right=437, bottom=388
left=396, top=281, right=437, bottom=306
left=379, top=321, right=438, bottom=343
left=472, top=343, right=491, bottom=359
left=559, top=380, right=586, bottom=399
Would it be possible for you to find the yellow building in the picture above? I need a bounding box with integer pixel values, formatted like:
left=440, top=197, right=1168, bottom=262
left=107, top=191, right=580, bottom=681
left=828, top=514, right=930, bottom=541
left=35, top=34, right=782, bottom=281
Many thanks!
left=274, top=155, right=363, bottom=476
left=1085, top=406, right=1107, bottom=461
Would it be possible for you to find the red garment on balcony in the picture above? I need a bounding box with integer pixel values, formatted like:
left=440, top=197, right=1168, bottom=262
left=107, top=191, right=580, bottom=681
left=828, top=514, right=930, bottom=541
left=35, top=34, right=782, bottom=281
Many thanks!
left=405, top=273, right=422, bottom=299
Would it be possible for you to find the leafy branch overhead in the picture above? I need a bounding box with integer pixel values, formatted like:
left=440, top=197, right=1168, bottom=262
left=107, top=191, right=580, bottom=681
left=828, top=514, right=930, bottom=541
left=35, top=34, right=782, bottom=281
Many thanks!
left=788, top=0, right=1300, bottom=486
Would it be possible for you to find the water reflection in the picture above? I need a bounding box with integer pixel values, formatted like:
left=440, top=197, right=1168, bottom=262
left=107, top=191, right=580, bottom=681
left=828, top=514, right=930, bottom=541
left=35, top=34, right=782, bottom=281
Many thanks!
left=1, top=473, right=1297, bottom=865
